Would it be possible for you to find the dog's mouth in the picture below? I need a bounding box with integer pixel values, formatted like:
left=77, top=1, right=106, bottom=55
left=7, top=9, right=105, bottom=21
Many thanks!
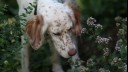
left=53, top=40, right=77, bottom=58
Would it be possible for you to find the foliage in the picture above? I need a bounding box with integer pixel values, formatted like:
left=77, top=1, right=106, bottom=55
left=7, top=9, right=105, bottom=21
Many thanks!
left=79, top=16, right=127, bottom=72
left=0, top=1, right=22, bottom=72
left=78, top=0, right=127, bottom=17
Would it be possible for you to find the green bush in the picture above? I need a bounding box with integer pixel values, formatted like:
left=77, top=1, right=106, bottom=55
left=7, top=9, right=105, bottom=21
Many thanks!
left=0, top=1, right=22, bottom=72
left=79, top=16, right=127, bottom=72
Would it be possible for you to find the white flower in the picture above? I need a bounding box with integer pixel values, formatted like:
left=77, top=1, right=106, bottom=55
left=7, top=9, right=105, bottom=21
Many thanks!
left=81, top=28, right=86, bottom=34
left=116, top=23, right=120, bottom=27
left=87, top=17, right=96, bottom=26
left=124, top=63, right=127, bottom=72
left=115, top=46, right=121, bottom=51
left=115, top=39, right=123, bottom=51
left=95, top=24, right=103, bottom=29
left=96, top=36, right=111, bottom=44
left=99, top=68, right=110, bottom=72
left=87, top=58, right=95, bottom=66
left=103, top=48, right=109, bottom=56
left=113, top=57, right=118, bottom=63
left=79, top=66, right=89, bottom=72
left=125, top=46, right=127, bottom=51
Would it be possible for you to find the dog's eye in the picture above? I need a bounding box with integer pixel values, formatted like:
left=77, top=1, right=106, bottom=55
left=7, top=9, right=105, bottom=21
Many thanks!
left=68, top=28, right=72, bottom=31
left=53, top=32, right=61, bottom=35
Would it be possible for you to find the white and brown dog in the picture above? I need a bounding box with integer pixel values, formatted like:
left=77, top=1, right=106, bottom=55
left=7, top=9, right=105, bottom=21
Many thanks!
left=17, top=0, right=82, bottom=72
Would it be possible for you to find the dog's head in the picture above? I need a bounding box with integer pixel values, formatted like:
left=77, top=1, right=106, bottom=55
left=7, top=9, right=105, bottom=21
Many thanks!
left=25, top=8, right=81, bottom=58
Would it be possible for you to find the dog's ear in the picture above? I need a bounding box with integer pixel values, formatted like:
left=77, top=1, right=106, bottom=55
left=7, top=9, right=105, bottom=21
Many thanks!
left=65, top=0, right=82, bottom=36
left=72, top=8, right=82, bottom=36
left=25, top=15, right=44, bottom=50
left=67, top=5, right=82, bottom=36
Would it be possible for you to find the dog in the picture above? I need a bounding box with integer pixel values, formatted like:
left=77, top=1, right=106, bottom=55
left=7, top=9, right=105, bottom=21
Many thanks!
left=17, top=0, right=82, bottom=72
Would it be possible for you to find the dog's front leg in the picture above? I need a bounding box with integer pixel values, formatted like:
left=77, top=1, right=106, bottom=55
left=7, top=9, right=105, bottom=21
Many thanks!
left=51, top=50, right=64, bottom=72
left=48, top=40, right=64, bottom=72
left=21, top=45, right=30, bottom=72
left=21, top=36, right=31, bottom=72
left=48, top=39, right=64, bottom=72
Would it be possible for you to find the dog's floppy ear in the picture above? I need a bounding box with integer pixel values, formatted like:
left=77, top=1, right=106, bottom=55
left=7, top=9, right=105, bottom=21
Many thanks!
left=67, top=4, right=82, bottom=36
left=25, top=15, right=44, bottom=50
left=65, top=0, right=82, bottom=36
left=72, top=8, right=82, bottom=36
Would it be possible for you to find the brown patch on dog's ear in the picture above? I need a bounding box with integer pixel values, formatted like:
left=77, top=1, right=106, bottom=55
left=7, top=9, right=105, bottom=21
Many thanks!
left=25, top=15, right=43, bottom=50
left=67, top=4, right=82, bottom=36
left=72, top=8, right=82, bottom=36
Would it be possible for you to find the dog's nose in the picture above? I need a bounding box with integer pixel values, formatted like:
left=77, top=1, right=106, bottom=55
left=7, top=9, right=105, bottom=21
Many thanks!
left=68, top=48, right=77, bottom=56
